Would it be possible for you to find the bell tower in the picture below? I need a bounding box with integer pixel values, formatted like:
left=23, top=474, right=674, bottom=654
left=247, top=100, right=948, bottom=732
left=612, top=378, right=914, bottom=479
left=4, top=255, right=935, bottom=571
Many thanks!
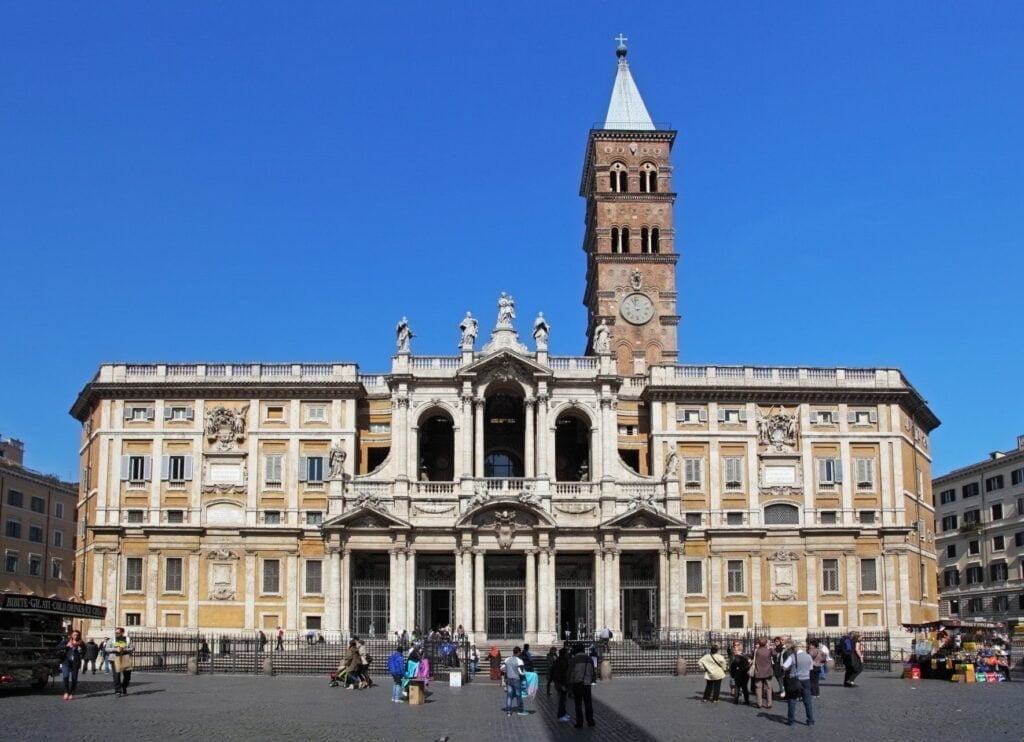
left=581, top=39, right=679, bottom=375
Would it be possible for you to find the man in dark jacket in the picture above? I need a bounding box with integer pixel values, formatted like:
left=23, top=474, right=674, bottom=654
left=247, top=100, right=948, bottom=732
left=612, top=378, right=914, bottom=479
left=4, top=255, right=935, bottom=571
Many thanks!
left=549, top=647, right=571, bottom=721
left=521, top=643, right=535, bottom=672
left=569, top=644, right=596, bottom=728
left=83, top=639, right=100, bottom=674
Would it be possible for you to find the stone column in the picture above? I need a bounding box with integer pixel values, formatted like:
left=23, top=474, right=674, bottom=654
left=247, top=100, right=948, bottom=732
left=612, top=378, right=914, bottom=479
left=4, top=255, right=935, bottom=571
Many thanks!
left=325, top=548, right=340, bottom=633
left=389, top=548, right=401, bottom=635
left=146, top=553, right=158, bottom=628
left=392, top=397, right=409, bottom=480
left=462, top=548, right=474, bottom=631
left=454, top=547, right=465, bottom=630
left=609, top=549, right=621, bottom=635
left=603, top=550, right=615, bottom=633
left=187, top=552, right=200, bottom=629
left=461, top=394, right=474, bottom=479
left=658, top=549, right=669, bottom=629
left=474, top=398, right=485, bottom=477
left=474, top=549, right=486, bottom=640
left=340, top=549, right=351, bottom=635
left=405, top=549, right=416, bottom=634
left=538, top=547, right=554, bottom=637
left=593, top=548, right=604, bottom=631
left=536, top=394, right=549, bottom=478
left=668, top=548, right=683, bottom=629
left=525, top=549, right=537, bottom=638
left=286, top=554, right=299, bottom=631
left=244, top=552, right=257, bottom=630
left=524, top=398, right=536, bottom=478
left=601, top=399, right=616, bottom=479
left=751, top=553, right=763, bottom=627
left=846, top=553, right=859, bottom=627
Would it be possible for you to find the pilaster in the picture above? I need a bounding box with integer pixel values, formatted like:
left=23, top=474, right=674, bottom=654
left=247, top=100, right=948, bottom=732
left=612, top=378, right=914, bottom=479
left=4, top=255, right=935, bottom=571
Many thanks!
left=473, top=549, right=485, bottom=641
left=524, top=398, right=536, bottom=478
left=525, top=548, right=537, bottom=638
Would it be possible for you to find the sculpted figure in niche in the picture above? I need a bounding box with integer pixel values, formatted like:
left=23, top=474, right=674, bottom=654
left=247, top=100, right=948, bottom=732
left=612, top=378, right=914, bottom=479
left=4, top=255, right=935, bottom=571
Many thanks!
left=328, top=445, right=347, bottom=479
left=396, top=316, right=414, bottom=353
left=496, top=292, right=516, bottom=326
left=630, top=269, right=643, bottom=290
left=532, top=312, right=550, bottom=351
left=593, top=319, right=611, bottom=354
left=459, top=312, right=479, bottom=349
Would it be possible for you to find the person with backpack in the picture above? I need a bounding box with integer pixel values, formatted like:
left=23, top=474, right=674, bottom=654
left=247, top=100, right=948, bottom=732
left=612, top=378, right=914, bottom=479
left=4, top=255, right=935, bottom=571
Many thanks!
left=503, top=646, right=527, bottom=717
left=569, top=643, right=596, bottom=728
left=387, top=646, right=406, bottom=702
left=782, top=641, right=815, bottom=726
left=843, top=632, right=864, bottom=687
left=698, top=643, right=729, bottom=703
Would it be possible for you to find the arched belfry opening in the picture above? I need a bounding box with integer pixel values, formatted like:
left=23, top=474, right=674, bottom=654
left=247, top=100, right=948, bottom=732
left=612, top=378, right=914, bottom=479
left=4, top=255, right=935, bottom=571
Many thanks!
left=554, top=412, right=591, bottom=482
left=418, top=411, right=454, bottom=481
left=483, top=388, right=525, bottom=477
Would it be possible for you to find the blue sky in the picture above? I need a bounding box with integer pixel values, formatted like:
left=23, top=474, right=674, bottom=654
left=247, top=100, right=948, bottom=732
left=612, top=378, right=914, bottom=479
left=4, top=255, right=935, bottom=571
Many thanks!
left=1, top=1, right=1021, bottom=480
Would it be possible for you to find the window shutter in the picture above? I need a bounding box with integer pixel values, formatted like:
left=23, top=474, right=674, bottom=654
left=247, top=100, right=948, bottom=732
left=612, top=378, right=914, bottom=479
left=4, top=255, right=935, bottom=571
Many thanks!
left=738, top=408, right=748, bottom=422
left=123, top=406, right=132, bottom=421
left=834, top=458, right=844, bottom=483
left=164, top=406, right=173, bottom=420
left=120, top=456, right=130, bottom=481
left=186, top=406, right=194, bottom=421
left=160, top=456, right=170, bottom=481
left=143, top=455, right=153, bottom=481
left=717, top=409, right=726, bottom=422
left=868, top=409, right=878, bottom=423
left=847, top=410, right=856, bottom=423
left=147, top=407, right=156, bottom=421
left=816, top=459, right=826, bottom=484
left=298, top=456, right=308, bottom=482
left=698, top=408, right=707, bottom=423
left=184, top=455, right=194, bottom=481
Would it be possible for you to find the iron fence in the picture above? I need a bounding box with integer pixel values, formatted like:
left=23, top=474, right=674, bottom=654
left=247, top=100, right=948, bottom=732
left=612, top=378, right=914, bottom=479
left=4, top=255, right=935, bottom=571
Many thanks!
left=805, top=630, right=892, bottom=671
left=129, top=632, right=469, bottom=679
left=583, top=626, right=773, bottom=676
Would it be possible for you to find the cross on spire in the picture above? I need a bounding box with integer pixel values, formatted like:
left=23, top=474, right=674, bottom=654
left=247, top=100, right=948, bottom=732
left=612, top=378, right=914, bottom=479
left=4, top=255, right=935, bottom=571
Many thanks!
left=615, top=33, right=628, bottom=48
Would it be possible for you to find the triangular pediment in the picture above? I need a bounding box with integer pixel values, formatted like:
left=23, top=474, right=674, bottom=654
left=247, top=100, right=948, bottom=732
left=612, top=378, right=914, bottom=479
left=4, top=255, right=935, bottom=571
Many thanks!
left=459, top=349, right=552, bottom=379
left=322, top=506, right=410, bottom=531
left=600, top=505, right=685, bottom=531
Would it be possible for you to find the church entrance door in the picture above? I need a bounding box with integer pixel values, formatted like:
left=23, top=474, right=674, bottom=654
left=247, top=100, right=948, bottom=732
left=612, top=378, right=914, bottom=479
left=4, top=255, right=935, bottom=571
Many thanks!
left=484, top=554, right=526, bottom=639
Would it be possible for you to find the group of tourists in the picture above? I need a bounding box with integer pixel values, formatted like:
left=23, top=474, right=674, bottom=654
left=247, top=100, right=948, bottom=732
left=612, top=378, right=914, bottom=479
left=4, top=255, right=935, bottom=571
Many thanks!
left=695, top=633, right=864, bottom=727
left=55, top=626, right=134, bottom=701
left=331, top=638, right=375, bottom=690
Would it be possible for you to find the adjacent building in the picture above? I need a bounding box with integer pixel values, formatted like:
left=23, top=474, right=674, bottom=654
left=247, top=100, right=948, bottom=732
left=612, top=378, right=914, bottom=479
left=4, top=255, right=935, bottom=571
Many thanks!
left=0, top=435, right=79, bottom=599
left=69, top=43, right=940, bottom=641
left=935, top=436, right=1024, bottom=627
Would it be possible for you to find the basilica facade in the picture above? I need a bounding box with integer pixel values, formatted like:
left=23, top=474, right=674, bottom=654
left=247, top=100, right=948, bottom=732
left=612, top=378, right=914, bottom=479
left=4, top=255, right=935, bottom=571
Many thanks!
left=70, top=44, right=940, bottom=641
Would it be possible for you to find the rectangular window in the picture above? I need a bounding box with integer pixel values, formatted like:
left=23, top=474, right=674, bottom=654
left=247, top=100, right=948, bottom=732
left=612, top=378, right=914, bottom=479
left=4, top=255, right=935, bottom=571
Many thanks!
left=816, top=458, right=843, bottom=487
left=823, top=612, right=841, bottom=627
left=965, top=565, right=983, bottom=584
left=5, top=552, right=18, bottom=573
left=852, top=410, right=872, bottom=426
left=306, top=616, right=322, bottom=630
left=719, top=408, right=745, bottom=424
left=7, top=489, right=23, bottom=507
left=166, top=455, right=188, bottom=482
left=165, top=557, right=183, bottom=592
left=55, top=502, right=65, bottom=519
left=125, top=613, right=142, bottom=626
left=265, top=405, right=285, bottom=421
left=52, top=530, right=63, bottom=548
left=822, top=559, right=839, bottom=592
left=263, top=559, right=281, bottom=593
left=127, top=406, right=152, bottom=422
left=125, top=557, right=143, bottom=591
left=726, top=512, right=744, bottom=526
left=941, top=514, right=958, bottom=532
left=1012, top=468, right=1024, bottom=486
left=858, top=510, right=877, bottom=525
left=126, top=510, right=145, bottom=524
left=860, top=558, right=878, bottom=592
left=5, top=520, right=20, bottom=538
left=301, top=456, right=324, bottom=483
left=683, top=458, right=703, bottom=488
left=949, top=599, right=959, bottom=615
left=991, top=503, right=1003, bottom=520
left=727, top=614, right=745, bottom=629
left=678, top=408, right=706, bottom=425
left=28, top=525, right=43, bottom=543
left=819, top=511, right=838, bottom=525
left=814, top=410, right=835, bottom=425
left=967, top=598, right=983, bottom=614
left=305, top=560, right=323, bottom=594
left=993, top=535, right=1005, bottom=551
left=305, top=511, right=323, bottom=526
left=992, top=596, right=1009, bottom=612
left=986, top=475, right=1005, bottom=492
left=854, top=458, right=875, bottom=489
left=723, top=457, right=743, bottom=489
left=946, top=543, right=956, bottom=558
left=964, top=509, right=980, bottom=526
left=969, top=540, right=979, bottom=555
left=939, top=489, right=956, bottom=505
left=990, top=562, right=1008, bottom=582
left=264, top=454, right=283, bottom=488
left=264, top=511, right=281, bottom=525
left=166, top=405, right=193, bottom=422
left=962, top=482, right=979, bottom=498
left=685, top=561, right=703, bottom=594
left=30, top=496, right=45, bottom=513
left=127, top=455, right=150, bottom=483
left=943, top=569, right=960, bottom=587
left=167, top=510, right=184, bottom=524
left=726, top=560, right=744, bottom=593
left=1016, top=532, right=1024, bottom=548
left=368, top=423, right=390, bottom=434
left=684, top=513, right=702, bottom=526
left=29, top=555, right=42, bottom=576
left=305, top=404, right=327, bottom=422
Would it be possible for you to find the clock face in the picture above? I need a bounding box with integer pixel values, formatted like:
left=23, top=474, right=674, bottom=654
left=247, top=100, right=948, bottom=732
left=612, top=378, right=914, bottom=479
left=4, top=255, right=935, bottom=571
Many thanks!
left=620, top=292, right=655, bottom=325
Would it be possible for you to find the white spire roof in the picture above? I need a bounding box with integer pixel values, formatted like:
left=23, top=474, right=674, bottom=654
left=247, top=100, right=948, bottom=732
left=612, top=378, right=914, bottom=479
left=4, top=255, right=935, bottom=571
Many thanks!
left=603, top=39, right=655, bottom=130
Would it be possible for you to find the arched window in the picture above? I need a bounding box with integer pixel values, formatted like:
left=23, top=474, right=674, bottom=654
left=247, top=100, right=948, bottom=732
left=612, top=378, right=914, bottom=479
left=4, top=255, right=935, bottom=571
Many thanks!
left=641, top=227, right=650, bottom=254
left=555, top=413, right=591, bottom=482
left=484, top=451, right=521, bottom=478
left=611, top=227, right=620, bottom=253
left=764, top=503, right=800, bottom=525
left=610, top=162, right=628, bottom=193
left=639, top=162, right=658, bottom=193
left=651, top=227, right=660, bottom=253
left=621, top=227, right=630, bottom=253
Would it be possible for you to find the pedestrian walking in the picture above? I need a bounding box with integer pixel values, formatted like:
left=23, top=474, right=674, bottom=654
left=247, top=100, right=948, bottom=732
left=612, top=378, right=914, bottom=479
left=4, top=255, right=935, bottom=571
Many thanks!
left=275, top=626, right=284, bottom=651
left=569, top=644, right=596, bottom=728
left=544, top=646, right=558, bottom=695
left=58, top=629, right=85, bottom=701
left=782, top=641, right=815, bottom=726
left=468, top=644, right=479, bottom=674
left=502, top=646, right=527, bottom=717
left=752, top=637, right=774, bottom=709
left=698, top=643, right=728, bottom=703
left=843, top=632, right=864, bottom=687
left=258, top=630, right=267, bottom=653
left=488, top=646, right=503, bottom=681
left=549, top=647, right=571, bottom=722
left=728, top=641, right=751, bottom=705
left=83, top=638, right=100, bottom=674
left=106, top=627, right=134, bottom=697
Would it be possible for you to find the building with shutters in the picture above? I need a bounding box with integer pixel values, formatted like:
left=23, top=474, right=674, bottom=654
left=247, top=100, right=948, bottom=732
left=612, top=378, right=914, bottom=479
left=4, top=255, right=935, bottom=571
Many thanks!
left=69, top=42, right=940, bottom=640
left=934, top=437, right=1024, bottom=627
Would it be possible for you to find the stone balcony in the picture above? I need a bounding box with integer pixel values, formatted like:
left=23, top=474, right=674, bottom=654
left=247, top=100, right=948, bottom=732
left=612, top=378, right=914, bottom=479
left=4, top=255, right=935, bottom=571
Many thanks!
left=98, top=362, right=360, bottom=383
left=648, top=365, right=909, bottom=389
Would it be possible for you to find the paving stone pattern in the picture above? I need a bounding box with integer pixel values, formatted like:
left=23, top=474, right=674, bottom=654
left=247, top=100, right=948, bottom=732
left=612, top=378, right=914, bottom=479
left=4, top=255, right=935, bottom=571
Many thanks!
left=1, top=671, right=1021, bottom=741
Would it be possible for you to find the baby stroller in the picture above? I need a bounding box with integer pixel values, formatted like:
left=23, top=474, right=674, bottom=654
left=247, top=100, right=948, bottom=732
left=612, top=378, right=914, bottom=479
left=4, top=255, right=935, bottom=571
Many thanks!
left=329, top=668, right=349, bottom=688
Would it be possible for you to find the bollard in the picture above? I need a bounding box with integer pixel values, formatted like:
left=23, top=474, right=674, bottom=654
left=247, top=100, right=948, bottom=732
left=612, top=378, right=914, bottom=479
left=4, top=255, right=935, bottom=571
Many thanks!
left=676, top=657, right=687, bottom=676
left=599, top=659, right=612, bottom=681
left=187, top=656, right=199, bottom=675
left=262, top=657, right=274, bottom=676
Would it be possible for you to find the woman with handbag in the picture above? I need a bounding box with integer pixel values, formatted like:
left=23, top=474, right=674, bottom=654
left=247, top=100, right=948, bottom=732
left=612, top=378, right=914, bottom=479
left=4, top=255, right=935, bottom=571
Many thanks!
left=57, top=629, right=85, bottom=701
left=728, top=641, right=751, bottom=705
left=698, top=644, right=728, bottom=703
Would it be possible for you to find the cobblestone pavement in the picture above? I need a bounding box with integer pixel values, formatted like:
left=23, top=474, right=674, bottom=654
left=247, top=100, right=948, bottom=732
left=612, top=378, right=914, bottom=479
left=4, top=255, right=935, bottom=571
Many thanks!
left=1, top=671, right=1021, bottom=741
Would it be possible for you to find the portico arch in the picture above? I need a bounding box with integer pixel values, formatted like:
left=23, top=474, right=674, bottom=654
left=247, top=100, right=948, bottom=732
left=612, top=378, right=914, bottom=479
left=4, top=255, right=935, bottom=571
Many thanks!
left=482, top=385, right=525, bottom=478
left=417, top=407, right=455, bottom=481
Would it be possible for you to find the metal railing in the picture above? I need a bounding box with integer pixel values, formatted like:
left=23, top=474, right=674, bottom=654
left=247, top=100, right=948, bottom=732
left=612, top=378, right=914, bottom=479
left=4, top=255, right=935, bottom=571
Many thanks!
left=805, top=629, right=892, bottom=671
left=578, top=627, right=773, bottom=676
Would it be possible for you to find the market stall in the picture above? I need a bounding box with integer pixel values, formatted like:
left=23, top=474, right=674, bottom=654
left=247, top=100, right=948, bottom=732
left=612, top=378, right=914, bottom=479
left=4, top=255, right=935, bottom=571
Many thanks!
left=901, top=620, right=1011, bottom=682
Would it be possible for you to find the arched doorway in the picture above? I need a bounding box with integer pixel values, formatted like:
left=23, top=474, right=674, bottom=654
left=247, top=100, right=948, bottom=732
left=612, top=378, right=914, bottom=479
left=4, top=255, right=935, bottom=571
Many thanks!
left=555, top=412, right=591, bottom=481
left=418, top=412, right=454, bottom=481
left=483, top=389, right=525, bottom=477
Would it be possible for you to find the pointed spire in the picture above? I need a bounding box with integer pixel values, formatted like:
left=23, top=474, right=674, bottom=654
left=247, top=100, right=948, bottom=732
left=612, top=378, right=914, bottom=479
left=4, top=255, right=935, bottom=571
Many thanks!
left=603, top=35, right=655, bottom=130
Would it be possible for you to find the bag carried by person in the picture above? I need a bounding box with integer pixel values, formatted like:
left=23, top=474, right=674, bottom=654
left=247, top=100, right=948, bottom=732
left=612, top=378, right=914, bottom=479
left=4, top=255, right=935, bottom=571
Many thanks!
left=841, top=636, right=854, bottom=656
left=113, top=654, right=134, bottom=673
